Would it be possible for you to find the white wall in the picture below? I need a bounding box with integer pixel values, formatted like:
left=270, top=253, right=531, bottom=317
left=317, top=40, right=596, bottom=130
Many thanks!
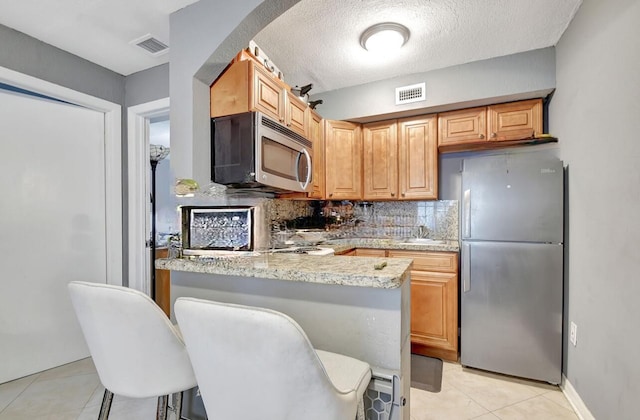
left=550, top=0, right=640, bottom=418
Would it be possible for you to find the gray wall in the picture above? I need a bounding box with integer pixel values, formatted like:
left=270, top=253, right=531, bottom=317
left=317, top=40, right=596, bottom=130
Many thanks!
left=312, top=47, right=556, bottom=122
left=169, top=0, right=299, bottom=185
left=551, top=0, right=640, bottom=418
left=125, top=63, right=169, bottom=107
left=0, top=24, right=124, bottom=104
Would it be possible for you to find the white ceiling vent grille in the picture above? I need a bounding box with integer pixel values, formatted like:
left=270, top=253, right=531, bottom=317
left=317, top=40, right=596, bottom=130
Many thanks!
left=130, top=34, right=169, bottom=57
left=395, top=82, right=426, bottom=105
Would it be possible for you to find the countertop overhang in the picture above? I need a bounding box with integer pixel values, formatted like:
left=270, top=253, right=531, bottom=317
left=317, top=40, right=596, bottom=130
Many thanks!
left=157, top=253, right=412, bottom=289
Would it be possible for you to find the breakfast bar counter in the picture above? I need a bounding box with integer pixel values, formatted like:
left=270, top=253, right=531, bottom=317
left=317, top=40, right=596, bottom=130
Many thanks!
left=156, top=253, right=412, bottom=288
left=159, top=252, right=412, bottom=419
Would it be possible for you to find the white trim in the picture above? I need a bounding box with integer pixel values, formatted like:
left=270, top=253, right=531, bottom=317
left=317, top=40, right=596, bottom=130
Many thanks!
left=561, top=374, right=596, bottom=420
left=127, top=98, right=170, bottom=294
left=0, top=65, right=123, bottom=286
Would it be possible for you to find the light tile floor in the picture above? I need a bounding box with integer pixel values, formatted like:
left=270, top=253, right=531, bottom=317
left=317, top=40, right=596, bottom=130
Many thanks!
left=1, top=358, right=578, bottom=419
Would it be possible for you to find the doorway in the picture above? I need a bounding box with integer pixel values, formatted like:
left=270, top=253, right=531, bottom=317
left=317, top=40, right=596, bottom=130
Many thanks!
left=127, top=98, right=172, bottom=295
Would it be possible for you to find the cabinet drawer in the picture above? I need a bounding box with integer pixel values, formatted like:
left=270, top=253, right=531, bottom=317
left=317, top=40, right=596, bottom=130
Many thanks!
left=354, top=248, right=387, bottom=257
left=387, top=250, right=458, bottom=273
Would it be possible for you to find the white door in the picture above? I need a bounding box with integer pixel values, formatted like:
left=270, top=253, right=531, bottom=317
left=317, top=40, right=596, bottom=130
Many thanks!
left=0, top=89, right=108, bottom=383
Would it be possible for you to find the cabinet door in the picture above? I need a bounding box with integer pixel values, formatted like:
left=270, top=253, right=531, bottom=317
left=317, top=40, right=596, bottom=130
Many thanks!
left=410, top=271, right=458, bottom=361
left=438, top=107, right=487, bottom=146
left=308, top=111, right=325, bottom=199
left=251, top=64, right=285, bottom=122
left=398, top=115, right=438, bottom=200
left=487, top=99, right=543, bottom=141
left=324, top=120, right=362, bottom=200
left=155, top=248, right=171, bottom=317
left=285, top=92, right=309, bottom=137
left=363, top=120, right=398, bottom=200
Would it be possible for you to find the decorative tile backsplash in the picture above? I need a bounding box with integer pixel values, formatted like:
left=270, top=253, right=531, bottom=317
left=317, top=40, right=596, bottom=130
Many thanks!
left=170, top=193, right=459, bottom=245
left=351, top=201, right=458, bottom=240
left=268, top=199, right=459, bottom=240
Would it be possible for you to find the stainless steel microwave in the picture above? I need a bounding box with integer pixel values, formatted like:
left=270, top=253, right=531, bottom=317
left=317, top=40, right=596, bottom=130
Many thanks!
left=211, top=111, right=312, bottom=192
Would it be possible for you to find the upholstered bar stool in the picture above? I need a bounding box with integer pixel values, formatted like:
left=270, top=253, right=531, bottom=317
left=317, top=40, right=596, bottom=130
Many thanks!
left=68, top=281, right=197, bottom=419
left=175, top=297, right=372, bottom=420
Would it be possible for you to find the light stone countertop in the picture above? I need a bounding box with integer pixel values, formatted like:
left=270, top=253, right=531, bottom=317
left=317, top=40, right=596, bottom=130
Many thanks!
left=157, top=253, right=412, bottom=289
left=157, top=238, right=458, bottom=289
left=323, top=238, right=460, bottom=253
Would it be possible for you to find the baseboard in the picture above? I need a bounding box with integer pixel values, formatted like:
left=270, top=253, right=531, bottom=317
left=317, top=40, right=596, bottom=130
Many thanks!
left=561, top=374, right=596, bottom=420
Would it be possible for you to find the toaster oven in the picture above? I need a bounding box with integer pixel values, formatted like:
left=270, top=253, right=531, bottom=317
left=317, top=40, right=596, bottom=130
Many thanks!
left=180, top=206, right=269, bottom=255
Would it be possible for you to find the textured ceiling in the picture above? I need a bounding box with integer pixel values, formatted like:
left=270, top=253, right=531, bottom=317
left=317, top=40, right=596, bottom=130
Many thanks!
left=254, top=0, right=583, bottom=94
left=0, top=0, right=581, bottom=83
left=0, top=0, right=200, bottom=75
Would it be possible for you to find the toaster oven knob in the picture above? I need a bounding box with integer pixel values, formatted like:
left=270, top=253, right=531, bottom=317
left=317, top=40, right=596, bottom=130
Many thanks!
left=249, top=172, right=256, bottom=176
left=262, top=175, right=267, bottom=180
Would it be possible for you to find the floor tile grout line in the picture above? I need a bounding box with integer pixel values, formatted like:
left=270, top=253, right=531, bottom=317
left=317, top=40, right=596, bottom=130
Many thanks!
left=0, top=371, right=42, bottom=415
left=34, top=371, right=99, bottom=385
left=539, top=390, right=579, bottom=413
left=488, top=393, right=545, bottom=415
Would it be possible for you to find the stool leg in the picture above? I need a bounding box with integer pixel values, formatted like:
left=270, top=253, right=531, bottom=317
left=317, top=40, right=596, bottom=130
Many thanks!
left=156, top=395, right=169, bottom=420
left=98, top=389, right=113, bottom=420
left=172, top=392, right=184, bottom=419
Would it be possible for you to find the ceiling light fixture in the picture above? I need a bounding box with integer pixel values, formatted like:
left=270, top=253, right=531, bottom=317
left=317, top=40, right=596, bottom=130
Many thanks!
left=360, top=22, right=410, bottom=53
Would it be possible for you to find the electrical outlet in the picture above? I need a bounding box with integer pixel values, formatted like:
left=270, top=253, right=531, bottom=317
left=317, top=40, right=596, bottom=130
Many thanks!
left=570, top=322, right=578, bottom=346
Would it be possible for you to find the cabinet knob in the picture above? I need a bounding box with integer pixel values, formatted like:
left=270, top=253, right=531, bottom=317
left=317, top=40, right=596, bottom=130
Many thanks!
left=479, top=133, right=485, bottom=139
left=329, top=193, right=333, bottom=197
left=287, top=123, right=291, bottom=127
left=391, top=192, right=395, bottom=197
left=491, top=132, right=497, bottom=138
left=279, top=118, right=285, bottom=123
left=401, top=192, right=406, bottom=197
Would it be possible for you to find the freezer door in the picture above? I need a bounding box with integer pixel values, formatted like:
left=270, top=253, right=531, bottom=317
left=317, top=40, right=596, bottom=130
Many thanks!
left=461, top=154, right=563, bottom=243
left=460, top=241, right=563, bottom=384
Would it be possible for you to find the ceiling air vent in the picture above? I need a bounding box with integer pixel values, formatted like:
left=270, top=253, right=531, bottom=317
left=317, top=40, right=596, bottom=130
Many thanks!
left=130, top=34, right=169, bottom=57
left=395, top=82, right=426, bottom=105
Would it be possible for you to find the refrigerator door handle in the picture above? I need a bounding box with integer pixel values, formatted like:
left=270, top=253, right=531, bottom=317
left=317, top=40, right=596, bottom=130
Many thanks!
left=463, top=189, right=471, bottom=238
left=462, top=242, right=471, bottom=292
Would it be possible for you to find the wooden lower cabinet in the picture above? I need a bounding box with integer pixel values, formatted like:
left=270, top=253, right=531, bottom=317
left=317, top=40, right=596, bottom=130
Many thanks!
left=155, top=248, right=171, bottom=317
left=354, top=248, right=387, bottom=257
left=388, top=250, right=458, bottom=361
left=408, top=270, right=458, bottom=361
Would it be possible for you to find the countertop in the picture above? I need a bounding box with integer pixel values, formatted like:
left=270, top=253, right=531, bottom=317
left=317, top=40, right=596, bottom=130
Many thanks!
left=157, top=238, right=458, bottom=289
left=156, top=253, right=413, bottom=289
left=323, top=238, right=459, bottom=253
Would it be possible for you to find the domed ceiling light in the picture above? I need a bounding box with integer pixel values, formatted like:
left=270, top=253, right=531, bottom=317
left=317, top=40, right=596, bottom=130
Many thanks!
left=360, top=22, right=410, bottom=53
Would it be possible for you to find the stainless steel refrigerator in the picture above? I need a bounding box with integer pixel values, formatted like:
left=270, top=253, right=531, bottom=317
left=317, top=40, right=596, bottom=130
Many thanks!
left=460, top=153, right=563, bottom=384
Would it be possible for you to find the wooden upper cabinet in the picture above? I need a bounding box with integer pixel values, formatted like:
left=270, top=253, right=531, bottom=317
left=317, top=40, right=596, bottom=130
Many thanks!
left=398, top=115, right=438, bottom=200
left=210, top=58, right=309, bottom=138
left=363, top=120, right=398, bottom=200
left=488, top=98, right=543, bottom=141
left=324, top=119, right=362, bottom=200
left=438, top=107, right=487, bottom=147
left=285, top=93, right=309, bottom=137
left=251, top=64, right=286, bottom=122
left=308, top=110, right=325, bottom=199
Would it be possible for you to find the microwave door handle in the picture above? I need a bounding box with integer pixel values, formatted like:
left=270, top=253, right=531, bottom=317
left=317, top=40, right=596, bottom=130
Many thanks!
left=296, top=149, right=311, bottom=190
